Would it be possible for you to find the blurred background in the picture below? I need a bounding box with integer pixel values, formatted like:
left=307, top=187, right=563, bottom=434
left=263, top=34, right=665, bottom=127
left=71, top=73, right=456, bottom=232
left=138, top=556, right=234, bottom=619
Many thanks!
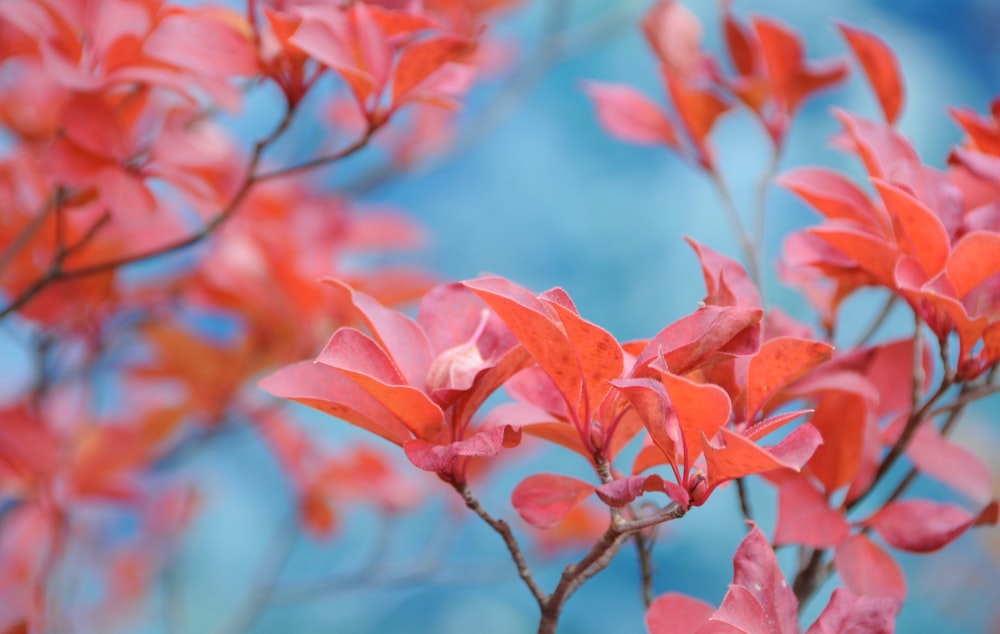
left=6, top=0, right=1000, bottom=631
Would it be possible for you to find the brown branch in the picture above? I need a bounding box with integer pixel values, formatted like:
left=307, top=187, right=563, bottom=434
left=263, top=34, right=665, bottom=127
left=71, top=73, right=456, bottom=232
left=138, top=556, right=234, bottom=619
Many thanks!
left=0, top=193, right=60, bottom=274
left=735, top=477, right=754, bottom=524
left=633, top=528, right=655, bottom=608
left=538, top=502, right=685, bottom=634
left=453, top=481, right=547, bottom=606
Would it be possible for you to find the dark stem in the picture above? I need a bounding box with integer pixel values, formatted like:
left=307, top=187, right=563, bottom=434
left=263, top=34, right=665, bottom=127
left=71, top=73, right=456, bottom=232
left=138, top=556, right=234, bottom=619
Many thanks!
left=735, top=477, right=754, bottom=524
left=453, top=482, right=547, bottom=606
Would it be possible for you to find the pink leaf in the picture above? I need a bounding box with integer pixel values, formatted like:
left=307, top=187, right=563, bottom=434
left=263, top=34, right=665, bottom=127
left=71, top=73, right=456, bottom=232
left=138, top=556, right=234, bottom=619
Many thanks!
left=641, top=0, right=704, bottom=79
left=323, top=280, right=434, bottom=388
left=805, top=588, right=896, bottom=634
left=773, top=475, right=850, bottom=548
left=595, top=474, right=665, bottom=507
left=583, top=81, right=679, bottom=147
left=711, top=525, right=799, bottom=634
left=258, top=362, right=413, bottom=446
left=686, top=238, right=761, bottom=308
left=635, top=306, right=763, bottom=374
left=646, top=592, right=719, bottom=634
left=906, top=424, right=994, bottom=504
left=403, top=425, right=521, bottom=473
left=511, top=473, right=595, bottom=529
left=834, top=534, right=906, bottom=607
left=861, top=499, right=999, bottom=553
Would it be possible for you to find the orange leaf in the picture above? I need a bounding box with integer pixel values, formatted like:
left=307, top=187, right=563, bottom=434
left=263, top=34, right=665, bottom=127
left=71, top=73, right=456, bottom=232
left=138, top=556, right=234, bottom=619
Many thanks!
left=701, top=426, right=821, bottom=489
left=392, top=34, right=471, bottom=105
left=947, top=230, right=1000, bottom=298
left=777, top=167, right=887, bottom=234
left=838, top=24, right=904, bottom=125
left=745, top=337, right=833, bottom=420
left=659, top=370, right=731, bottom=468
left=664, top=72, right=730, bottom=169
left=805, top=391, right=868, bottom=493
left=754, top=17, right=847, bottom=114
left=873, top=180, right=950, bottom=278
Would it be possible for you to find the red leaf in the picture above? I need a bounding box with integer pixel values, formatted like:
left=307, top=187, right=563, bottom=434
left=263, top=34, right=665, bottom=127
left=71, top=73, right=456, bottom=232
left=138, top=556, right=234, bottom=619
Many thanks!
left=809, top=224, right=900, bottom=287
left=873, top=180, right=950, bottom=278
left=754, top=17, right=847, bottom=115
left=711, top=525, right=799, bottom=634
left=635, top=306, right=763, bottom=374
left=543, top=298, right=625, bottom=417
left=664, top=72, right=731, bottom=169
left=946, top=230, right=1000, bottom=299
left=862, top=499, right=999, bottom=553
left=777, top=167, right=887, bottom=233
left=745, top=337, right=833, bottom=420
left=723, top=7, right=758, bottom=77
left=583, top=81, right=679, bottom=147
left=834, top=534, right=906, bottom=607
left=686, top=238, right=761, bottom=308
left=614, top=378, right=679, bottom=467
left=744, top=409, right=812, bottom=442
left=403, top=425, right=521, bottom=473
left=465, top=277, right=623, bottom=423
left=289, top=10, right=375, bottom=104
left=646, top=593, right=718, bottom=634
left=838, top=24, right=904, bottom=125
left=702, top=426, right=821, bottom=488
left=773, top=475, right=850, bottom=547
left=806, top=392, right=869, bottom=493
left=392, top=35, right=471, bottom=105
left=595, top=474, right=665, bottom=507
left=511, top=473, right=595, bottom=529
left=317, top=330, right=444, bottom=441
left=805, top=588, right=896, bottom=634
left=659, top=370, right=732, bottom=469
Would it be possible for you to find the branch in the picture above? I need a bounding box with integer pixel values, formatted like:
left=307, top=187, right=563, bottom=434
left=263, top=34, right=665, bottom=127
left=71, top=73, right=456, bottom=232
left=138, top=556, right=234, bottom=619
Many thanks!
left=215, top=510, right=299, bottom=634
left=853, top=295, right=897, bottom=347
left=710, top=171, right=762, bottom=290
left=453, top=481, right=547, bottom=606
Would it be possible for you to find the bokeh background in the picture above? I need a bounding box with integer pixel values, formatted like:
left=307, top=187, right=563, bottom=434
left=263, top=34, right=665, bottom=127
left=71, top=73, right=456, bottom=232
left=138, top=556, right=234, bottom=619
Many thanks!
left=18, top=0, right=1000, bottom=631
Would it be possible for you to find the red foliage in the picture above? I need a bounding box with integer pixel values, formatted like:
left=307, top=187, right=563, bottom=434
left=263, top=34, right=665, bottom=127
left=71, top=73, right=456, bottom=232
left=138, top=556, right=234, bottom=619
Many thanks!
left=0, top=0, right=998, bottom=632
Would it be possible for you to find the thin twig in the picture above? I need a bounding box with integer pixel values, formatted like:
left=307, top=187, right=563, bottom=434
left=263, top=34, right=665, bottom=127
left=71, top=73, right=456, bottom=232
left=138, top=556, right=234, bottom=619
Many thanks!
left=454, top=482, right=547, bottom=606
left=0, top=193, right=60, bottom=274
left=710, top=171, right=762, bottom=289
left=215, top=510, right=299, bottom=634
left=734, top=477, right=754, bottom=524
left=751, top=144, right=781, bottom=300
left=853, top=295, right=897, bottom=347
